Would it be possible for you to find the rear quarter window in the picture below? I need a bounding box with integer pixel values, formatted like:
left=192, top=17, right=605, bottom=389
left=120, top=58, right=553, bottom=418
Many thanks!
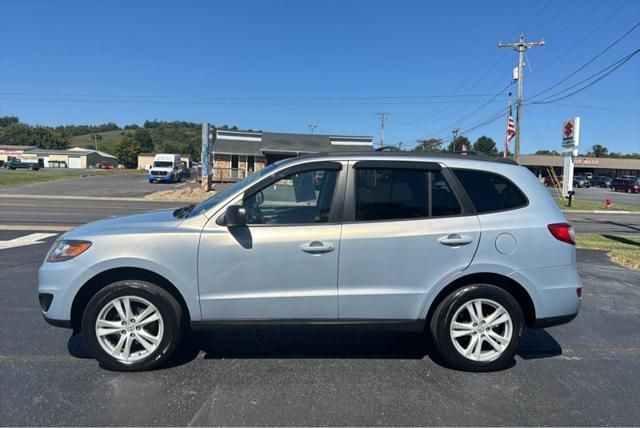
left=452, top=169, right=528, bottom=213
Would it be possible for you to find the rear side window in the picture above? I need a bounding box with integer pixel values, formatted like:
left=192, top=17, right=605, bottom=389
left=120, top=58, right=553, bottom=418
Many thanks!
left=452, top=169, right=528, bottom=213
left=354, top=168, right=461, bottom=221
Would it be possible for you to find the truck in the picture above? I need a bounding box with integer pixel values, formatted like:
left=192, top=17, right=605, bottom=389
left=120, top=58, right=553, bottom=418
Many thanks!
left=6, top=159, right=40, bottom=171
left=148, top=154, right=181, bottom=183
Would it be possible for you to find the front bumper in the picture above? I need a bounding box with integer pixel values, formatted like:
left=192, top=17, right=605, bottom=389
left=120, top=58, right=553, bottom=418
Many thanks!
left=38, top=258, right=95, bottom=326
left=149, top=174, right=173, bottom=182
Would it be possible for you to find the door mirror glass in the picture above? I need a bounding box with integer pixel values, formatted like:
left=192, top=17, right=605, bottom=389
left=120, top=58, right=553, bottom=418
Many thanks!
left=224, top=205, right=246, bottom=227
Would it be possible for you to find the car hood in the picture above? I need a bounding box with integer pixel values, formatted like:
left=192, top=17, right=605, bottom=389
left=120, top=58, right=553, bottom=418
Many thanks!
left=62, top=208, right=183, bottom=239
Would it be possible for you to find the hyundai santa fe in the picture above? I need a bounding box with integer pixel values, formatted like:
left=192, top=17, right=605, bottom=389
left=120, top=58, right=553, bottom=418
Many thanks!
left=38, top=152, right=582, bottom=372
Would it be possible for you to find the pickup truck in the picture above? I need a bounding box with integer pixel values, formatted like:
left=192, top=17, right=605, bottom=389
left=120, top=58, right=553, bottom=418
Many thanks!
left=6, top=159, right=40, bottom=170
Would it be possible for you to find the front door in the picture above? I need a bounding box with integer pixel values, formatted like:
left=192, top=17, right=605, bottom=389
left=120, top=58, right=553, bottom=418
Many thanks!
left=338, top=162, right=481, bottom=320
left=198, top=162, right=345, bottom=320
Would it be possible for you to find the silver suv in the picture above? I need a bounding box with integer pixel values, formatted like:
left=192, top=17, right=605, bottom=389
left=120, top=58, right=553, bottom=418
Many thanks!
left=38, top=153, right=582, bottom=372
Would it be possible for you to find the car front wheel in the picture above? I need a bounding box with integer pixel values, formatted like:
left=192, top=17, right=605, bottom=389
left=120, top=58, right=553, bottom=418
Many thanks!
left=430, top=284, right=524, bottom=372
left=81, top=280, right=183, bottom=371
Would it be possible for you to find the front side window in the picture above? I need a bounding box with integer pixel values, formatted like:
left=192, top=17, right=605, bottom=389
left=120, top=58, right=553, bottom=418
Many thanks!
left=452, top=169, right=528, bottom=213
left=244, top=169, right=338, bottom=225
left=354, top=168, right=461, bottom=221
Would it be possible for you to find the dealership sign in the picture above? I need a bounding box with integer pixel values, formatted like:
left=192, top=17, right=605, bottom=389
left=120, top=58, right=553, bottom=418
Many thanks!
left=561, top=117, right=581, bottom=197
left=574, top=158, right=598, bottom=165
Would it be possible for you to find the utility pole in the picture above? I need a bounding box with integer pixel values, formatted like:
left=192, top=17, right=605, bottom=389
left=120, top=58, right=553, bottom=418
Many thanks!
left=308, top=123, right=317, bottom=135
left=398, top=140, right=403, bottom=151
left=499, top=34, right=544, bottom=162
left=376, top=112, right=390, bottom=147
left=452, top=128, right=460, bottom=152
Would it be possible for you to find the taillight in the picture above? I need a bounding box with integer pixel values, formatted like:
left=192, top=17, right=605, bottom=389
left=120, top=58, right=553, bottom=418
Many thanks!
left=576, top=288, right=582, bottom=298
left=548, top=223, right=576, bottom=245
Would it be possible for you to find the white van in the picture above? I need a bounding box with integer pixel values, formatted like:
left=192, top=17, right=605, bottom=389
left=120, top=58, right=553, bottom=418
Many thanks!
left=148, top=154, right=181, bottom=183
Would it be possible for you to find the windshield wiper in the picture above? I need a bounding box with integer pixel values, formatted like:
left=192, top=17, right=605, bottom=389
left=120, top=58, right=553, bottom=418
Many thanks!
left=173, top=204, right=195, bottom=219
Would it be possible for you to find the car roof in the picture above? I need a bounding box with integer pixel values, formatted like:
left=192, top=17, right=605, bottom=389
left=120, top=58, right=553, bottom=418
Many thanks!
left=291, top=150, right=519, bottom=166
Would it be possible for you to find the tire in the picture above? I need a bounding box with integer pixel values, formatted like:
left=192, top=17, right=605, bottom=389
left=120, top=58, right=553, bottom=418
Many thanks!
left=149, top=179, right=153, bottom=183
left=81, top=280, right=183, bottom=371
left=430, top=284, right=524, bottom=372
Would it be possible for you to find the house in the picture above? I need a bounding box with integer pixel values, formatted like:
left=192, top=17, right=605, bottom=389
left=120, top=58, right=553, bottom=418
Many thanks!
left=0, top=145, right=118, bottom=168
left=210, top=129, right=373, bottom=181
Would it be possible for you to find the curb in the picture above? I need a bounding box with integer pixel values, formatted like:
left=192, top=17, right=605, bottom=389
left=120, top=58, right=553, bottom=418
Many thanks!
left=562, top=209, right=638, bottom=214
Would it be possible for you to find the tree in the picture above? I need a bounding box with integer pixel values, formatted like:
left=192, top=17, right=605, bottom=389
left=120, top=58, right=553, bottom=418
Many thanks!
left=413, top=138, right=443, bottom=152
left=0, top=116, right=19, bottom=127
left=446, top=136, right=471, bottom=152
left=114, top=134, right=141, bottom=168
left=472, top=135, right=498, bottom=156
left=132, top=129, right=154, bottom=153
left=590, top=144, right=608, bottom=157
left=32, top=127, right=69, bottom=149
left=534, top=150, right=560, bottom=155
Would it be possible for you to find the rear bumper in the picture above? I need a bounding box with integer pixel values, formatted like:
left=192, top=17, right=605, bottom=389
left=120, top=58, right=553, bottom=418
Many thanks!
left=532, top=313, right=578, bottom=329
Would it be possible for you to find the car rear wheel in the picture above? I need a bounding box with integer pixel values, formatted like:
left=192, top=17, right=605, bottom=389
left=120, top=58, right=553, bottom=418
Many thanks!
left=430, top=284, right=524, bottom=372
left=81, top=280, right=183, bottom=371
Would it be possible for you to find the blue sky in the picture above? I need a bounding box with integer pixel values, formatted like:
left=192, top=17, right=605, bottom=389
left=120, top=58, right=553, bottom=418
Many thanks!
left=1, top=0, right=639, bottom=154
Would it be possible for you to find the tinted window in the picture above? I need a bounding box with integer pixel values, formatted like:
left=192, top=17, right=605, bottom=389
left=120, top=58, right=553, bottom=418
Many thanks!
left=452, top=169, right=528, bottom=213
left=244, top=169, right=338, bottom=225
left=354, top=168, right=460, bottom=221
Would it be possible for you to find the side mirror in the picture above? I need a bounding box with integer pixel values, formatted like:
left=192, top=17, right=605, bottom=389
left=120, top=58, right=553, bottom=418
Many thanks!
left=223, top=205, right=246, bottom=227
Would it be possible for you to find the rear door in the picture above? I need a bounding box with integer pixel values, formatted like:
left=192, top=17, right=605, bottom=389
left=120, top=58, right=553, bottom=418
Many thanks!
left=337, top=160, right=481, bottom=320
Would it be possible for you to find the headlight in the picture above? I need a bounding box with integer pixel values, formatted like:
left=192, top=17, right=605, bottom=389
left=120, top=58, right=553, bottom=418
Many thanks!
left=47, top=240, right=92, bottom=262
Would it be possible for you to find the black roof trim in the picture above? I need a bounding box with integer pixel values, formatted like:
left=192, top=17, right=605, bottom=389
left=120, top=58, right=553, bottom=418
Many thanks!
left=292, top=151, right=519, bottom=165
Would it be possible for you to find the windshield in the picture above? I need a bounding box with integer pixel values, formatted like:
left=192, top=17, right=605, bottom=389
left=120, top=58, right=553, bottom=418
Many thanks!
left=153, top=161, right=174, bottom=168
left=188, top=162, right=282, bottom=217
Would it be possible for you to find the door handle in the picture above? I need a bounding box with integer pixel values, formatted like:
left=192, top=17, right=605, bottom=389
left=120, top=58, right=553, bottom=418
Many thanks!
left=439, top=234, right=473, bottom=247
left=301, top=241, right=335, bottom=254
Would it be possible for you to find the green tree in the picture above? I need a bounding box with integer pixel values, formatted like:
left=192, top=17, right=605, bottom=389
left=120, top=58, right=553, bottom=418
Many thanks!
left=133, top=129, right=154, bottom=153
left=472, top=135, right=498, bottom=156
left=534, top=150, right=560, bottom=155
left=0, top=116, right=19, bottom=127
left=590, top=144, right=608, bottom=157
left=413, top=138, right=444, bottom=152
left=32, top=127, right=69, bottom=149
left=114, top=134, right=141, bottom=168
left=446, top=136, right=471, bottom=152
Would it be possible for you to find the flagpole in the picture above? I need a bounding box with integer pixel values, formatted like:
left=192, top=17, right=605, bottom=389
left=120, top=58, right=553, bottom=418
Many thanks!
left=504, top=92, right=513, bottom=158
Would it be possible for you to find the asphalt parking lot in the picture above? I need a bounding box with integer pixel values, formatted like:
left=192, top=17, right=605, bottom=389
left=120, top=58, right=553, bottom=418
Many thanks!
left=1, top=230, right=639, bottom=426
left=546, top=184, right=639, bottom=206
left=1, top=171, right=190, bottom=198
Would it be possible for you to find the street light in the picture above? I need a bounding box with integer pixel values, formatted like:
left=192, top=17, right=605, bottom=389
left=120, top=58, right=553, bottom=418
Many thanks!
left=452, top=128, right=460, bottom=152
left=308, top=123, right=317, bottom=135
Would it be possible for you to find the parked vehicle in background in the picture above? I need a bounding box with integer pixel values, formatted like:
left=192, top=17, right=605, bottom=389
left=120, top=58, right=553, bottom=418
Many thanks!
left=590, top=176, right=612, bottom=188
left=97, top=162, right=114, bottom=169
left=584, top=172, right=593, bottom=180
left=39, top=152, right=582, bottom=373
left=611, top=178, right=640, bottom=193
left=148, top=154, right=181, bottom=183
left=619, top=175, right=638, bottom=181
left=6, top=159, right=40, bottom=170
left=573, top=176, right=590, bottom=188
left=544, top=175, right=562, bottom=187
left=179, top=164, right=191, bottom=179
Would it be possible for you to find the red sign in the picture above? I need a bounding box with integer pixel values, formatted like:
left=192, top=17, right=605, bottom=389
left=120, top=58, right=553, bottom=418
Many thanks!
left=564, top=122, right=573, bottom=138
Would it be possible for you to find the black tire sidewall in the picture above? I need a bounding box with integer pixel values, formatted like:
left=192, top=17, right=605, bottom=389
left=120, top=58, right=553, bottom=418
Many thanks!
left=432, top=284, right=524, bottom=372
left=81, top=280, right=182, bottom=372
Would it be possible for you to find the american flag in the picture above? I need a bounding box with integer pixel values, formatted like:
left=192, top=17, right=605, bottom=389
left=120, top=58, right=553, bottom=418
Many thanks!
left=504, top=104, right=516, bottom=155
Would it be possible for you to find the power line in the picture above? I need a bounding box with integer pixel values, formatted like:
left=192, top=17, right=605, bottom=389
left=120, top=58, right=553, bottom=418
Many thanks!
left=528, top=49, right=640, bottom=104
left=527, top=21, right=640, bottom=101
left=532, top=2, right=631, bottom=75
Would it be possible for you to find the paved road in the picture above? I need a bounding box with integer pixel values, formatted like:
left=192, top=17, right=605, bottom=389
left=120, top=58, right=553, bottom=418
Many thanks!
left=547, top=185, right=640, bottom=206
left=0, top=195, right=183, bottom=227
left=1, top=172, right=191, bottom=197
left=0, top=231, right=638, bottom=426
left=1, top=194, right=637, bottom=234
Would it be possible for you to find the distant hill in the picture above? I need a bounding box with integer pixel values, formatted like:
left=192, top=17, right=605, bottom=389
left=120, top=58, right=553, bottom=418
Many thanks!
left=71, top=125, right=201, bottom=160
left=70, top=130, right=125, bottom=154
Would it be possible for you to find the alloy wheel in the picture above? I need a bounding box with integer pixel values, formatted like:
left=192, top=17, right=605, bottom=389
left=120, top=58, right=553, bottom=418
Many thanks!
left=94, top=296, right=164, bottom=364
left=449, top=298, right=513, bottom=362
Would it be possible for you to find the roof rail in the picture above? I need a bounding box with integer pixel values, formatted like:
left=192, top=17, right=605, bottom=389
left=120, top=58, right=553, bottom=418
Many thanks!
left=297, top=151, right=519, bottom=165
